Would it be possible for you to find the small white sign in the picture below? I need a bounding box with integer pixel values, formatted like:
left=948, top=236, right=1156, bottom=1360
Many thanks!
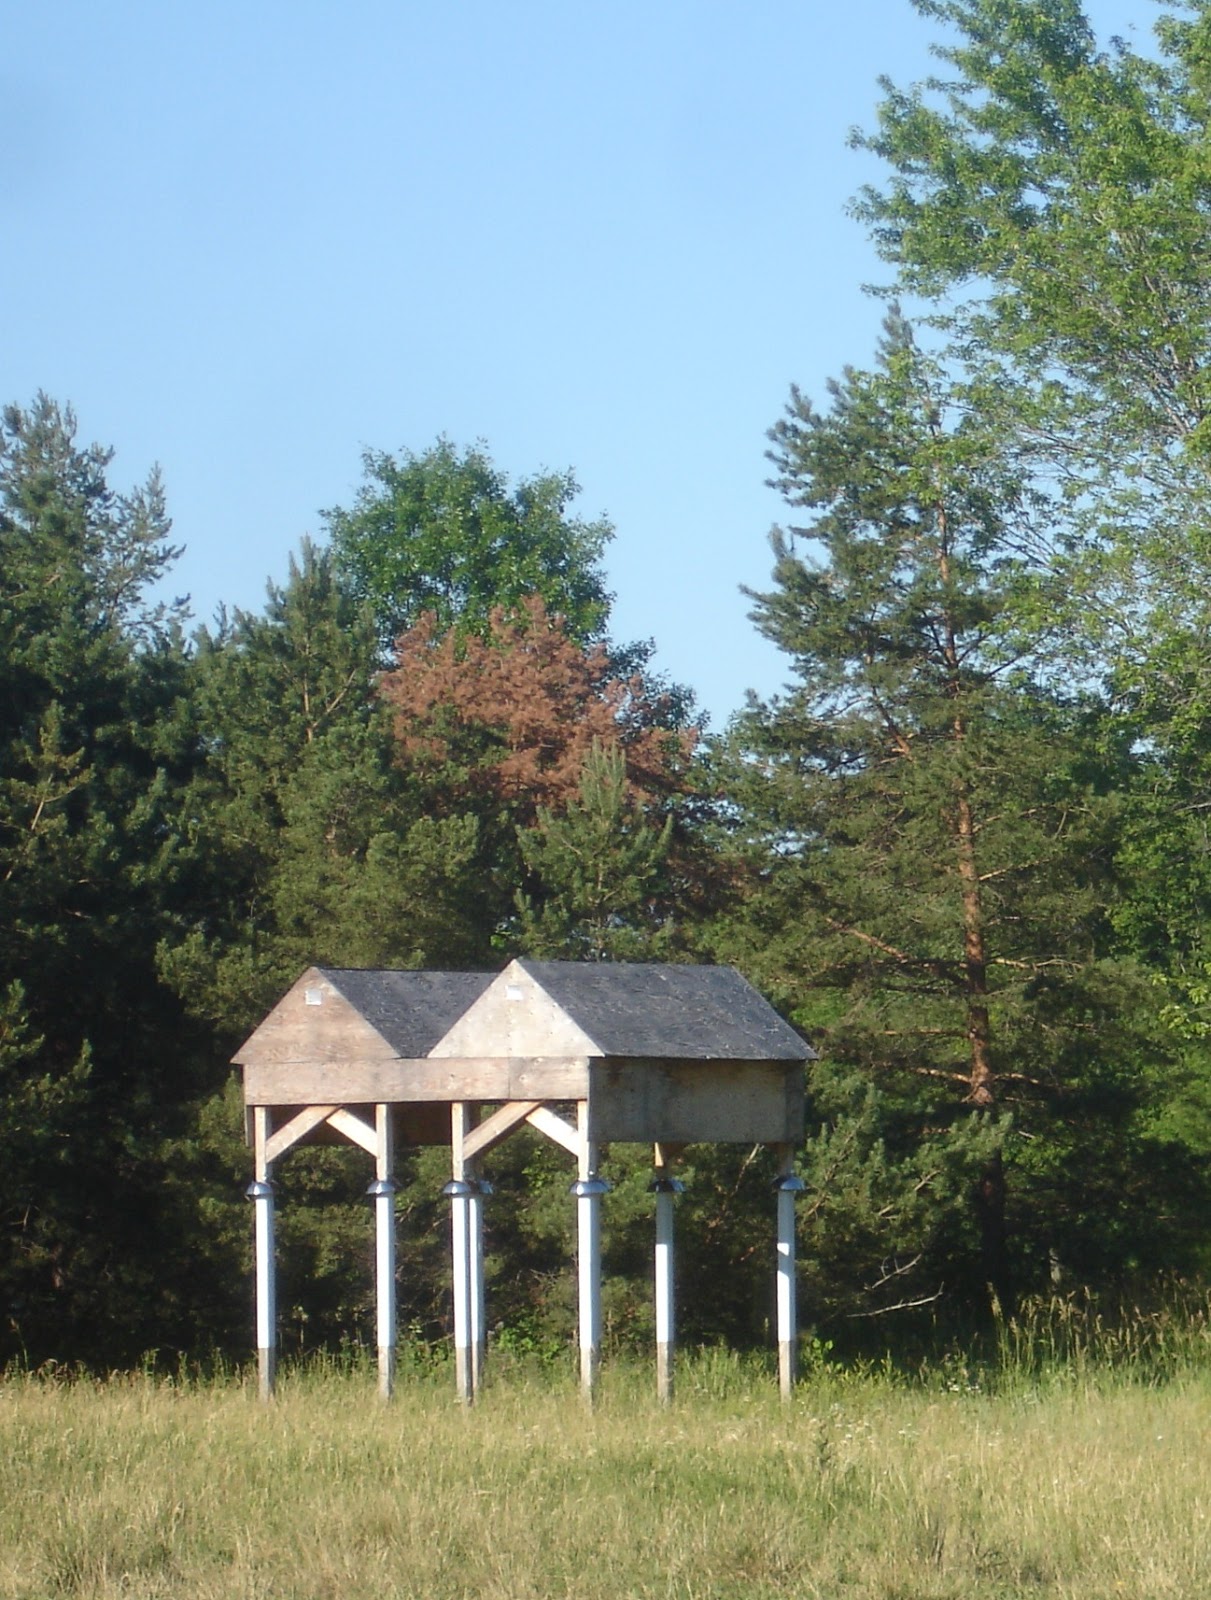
left=304, top=987, right=324, bottom=1006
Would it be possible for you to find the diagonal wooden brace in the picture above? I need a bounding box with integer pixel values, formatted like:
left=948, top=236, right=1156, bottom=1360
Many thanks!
left=265, top=1105, right=339, bottom=1164
left=526, top=1104, right=580, bottom=1156
left=461, top=1100, right=542, bottom=1164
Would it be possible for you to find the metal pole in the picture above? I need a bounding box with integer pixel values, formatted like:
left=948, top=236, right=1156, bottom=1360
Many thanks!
left=246, top=1178, right=276, bottom=1401
left=571, top=1174, right=610, bottom=1402
left=649, top=1173, right=684, bottom=1404
left=367, top=1177, right=397, bottom=1399
left=773, top=1163, right=806, bottom=1400
left=469, top=1178, right=492, bottom=1395
left=371, top=1102, right=396, bottom=1400
left=443, top=1179, right=475, bottom=1402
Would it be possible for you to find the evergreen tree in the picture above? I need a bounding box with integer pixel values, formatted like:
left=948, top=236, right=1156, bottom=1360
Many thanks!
left=0, top=395, right=210, bottom=1364
left=163, top=539, right=484, bottom=1030
left=515, top=739, right=676, bottom=960
left=850, top=0, right=1211, bottom=1272
left=718, top=319, right=1189, bottom=1320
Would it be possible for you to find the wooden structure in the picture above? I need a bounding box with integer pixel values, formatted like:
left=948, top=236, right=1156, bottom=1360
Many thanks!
left=235, top=959, right=814, bottom=1402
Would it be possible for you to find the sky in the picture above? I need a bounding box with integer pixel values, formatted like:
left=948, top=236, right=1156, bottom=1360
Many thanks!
left=4, top=0, right=1154, bottom=727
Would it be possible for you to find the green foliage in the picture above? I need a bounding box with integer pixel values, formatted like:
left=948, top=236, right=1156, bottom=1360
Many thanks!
left=855, top=0, right=1211, bottom=460
left=0, top=396, right=214, bottom=1365
left=714, top=314, right=1193, bottom=1319
left=515, top=740, right=676, bottom=959
left=162, top=539, right=487, bottom=1036
left=325, top=438, right=613, bottom=650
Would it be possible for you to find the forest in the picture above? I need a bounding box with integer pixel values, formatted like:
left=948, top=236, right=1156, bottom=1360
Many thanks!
left=6, top=0, right=1211, bottom=1371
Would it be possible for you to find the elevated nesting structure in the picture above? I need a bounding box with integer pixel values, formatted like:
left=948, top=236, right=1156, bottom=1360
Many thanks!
left=235, top=959, right=814, bottom=1402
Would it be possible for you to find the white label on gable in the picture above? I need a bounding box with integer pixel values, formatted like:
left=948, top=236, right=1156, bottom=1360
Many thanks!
left=506, top=984, right=524, bottom=1000
left=304, top=987, right=324, bottom=1006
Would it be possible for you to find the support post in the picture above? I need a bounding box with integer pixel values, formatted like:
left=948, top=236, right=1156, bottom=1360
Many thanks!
left=446, top=1102, right=476, bottom=1403
left=247, top=1105, right=276, bottom=1401
left=773, top=1144, right=805, bottom=1401
left=368, top=1102, right=397, bottom=1401
left=649, top=1155, right=684, bottom=1405
left=571, top=1102, right=608, bottom=1404
left=442, top=1178, right=474, bottom=1402
left=469, top=1176, right=492, bottom=1394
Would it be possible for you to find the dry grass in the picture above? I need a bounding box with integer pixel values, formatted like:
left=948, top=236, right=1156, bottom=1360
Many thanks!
left=3, top=1348, right=1211, bottom=1599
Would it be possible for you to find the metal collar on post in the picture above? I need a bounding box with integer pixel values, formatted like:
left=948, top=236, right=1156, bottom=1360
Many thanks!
left=772, top=1173, right=806, bottom=1193
left=569, top=1175, right=611, bottom=1198
left=648, top=1176, right=685, bottom=1195
left=245, top=1179, right=274, bottom=1201
left=366, top=1177, right=397, bottom=1199
left=441, top=1179, right=476, bottom=1199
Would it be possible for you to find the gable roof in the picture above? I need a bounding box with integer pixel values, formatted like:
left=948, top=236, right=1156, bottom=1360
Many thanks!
left=315, top=967, right=494, bottom=1058
left=515, top=960, right=812, bottom=1061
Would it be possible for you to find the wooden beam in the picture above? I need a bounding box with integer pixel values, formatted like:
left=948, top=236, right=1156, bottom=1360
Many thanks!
left=326, top=1107, right=378, bottom=1155
left=265, top=1105, right=339, bottom=1165
left=462, top=1100, right=542, bottom=1163
left=243, top=1056, right=590, bottom=1107
left=653, top=1141, right=686, bottom=1169
left=526, top=1104, right=581, bottom=1157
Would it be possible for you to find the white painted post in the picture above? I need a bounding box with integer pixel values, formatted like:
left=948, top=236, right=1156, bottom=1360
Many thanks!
left=442, top=1180, right=473, bottom=1404
left=446, top=1101, right=475, bottom=1403
left=572, top=1103, right=608, bottom=1403
left=369, top=1102, right=396, bottom=1401
left=247, top=1105, right=276, bottom=1402
left=773, top=1146, right=805, bottom=1401
left=649, top=1168, right=684, bottom=1404
left=469, top=1177, right=492, bottom=1394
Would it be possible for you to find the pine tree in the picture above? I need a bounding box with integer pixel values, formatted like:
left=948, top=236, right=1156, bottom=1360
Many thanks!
left=720, top=318, right=1182, bottom=1319
left=0, top=396, right=210, bottom=1363
left=515, top=739, right=676, bottom=959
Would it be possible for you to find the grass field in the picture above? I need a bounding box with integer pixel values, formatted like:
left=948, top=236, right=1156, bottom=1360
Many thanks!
left=4, top=1332, right=1211, bottom=1600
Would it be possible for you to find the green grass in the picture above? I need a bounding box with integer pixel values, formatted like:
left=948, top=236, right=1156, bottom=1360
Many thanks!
left=4, top=1339, right=1211, bottom=1599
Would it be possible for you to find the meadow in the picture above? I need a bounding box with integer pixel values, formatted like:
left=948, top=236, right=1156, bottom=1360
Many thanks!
left=5, top=1308, right=1211, bottom=1600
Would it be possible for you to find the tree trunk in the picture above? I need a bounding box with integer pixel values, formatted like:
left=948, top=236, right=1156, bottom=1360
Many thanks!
left=953, top=785, right=1014, bottom=1319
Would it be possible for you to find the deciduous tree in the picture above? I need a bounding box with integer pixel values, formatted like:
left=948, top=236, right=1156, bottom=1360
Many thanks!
left=325, top=439, right=613, bottom=651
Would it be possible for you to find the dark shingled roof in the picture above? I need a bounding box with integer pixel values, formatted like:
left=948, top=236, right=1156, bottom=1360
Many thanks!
left=517, top=961, right=812, bottom=1061
left=317, top=968, right=494, bottom=1058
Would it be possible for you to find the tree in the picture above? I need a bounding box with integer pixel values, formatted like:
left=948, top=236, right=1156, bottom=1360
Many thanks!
left=853, top=0, right=1211, bottom=752
left=154, top=541, right=495, bottom=1359
left=717, top=317, right=1186, bottom=1320
left=378, top=595, right=698, bottom=953
left=855, top=1, right=1211, bottom=459
left=851, top=0, right=1211, bottom=1271
left=324, top=439, right=614, bottom=651
left=515, top=740, right=676, bottom=960
left=0, top=395, right=212, bottom=1364
left=163, top=539, right=485, bottom=1029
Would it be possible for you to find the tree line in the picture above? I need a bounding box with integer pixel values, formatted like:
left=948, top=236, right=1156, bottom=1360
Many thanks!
left=5, top=0, right=1211, bottom=1368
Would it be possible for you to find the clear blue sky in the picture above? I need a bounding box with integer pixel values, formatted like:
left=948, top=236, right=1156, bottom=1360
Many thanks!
left=4, top=0, right=1150, bottom=726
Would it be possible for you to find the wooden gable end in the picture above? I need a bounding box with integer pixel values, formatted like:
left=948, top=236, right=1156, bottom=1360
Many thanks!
left=430, top=959, right=599, bottom=1060
left=235, top=967, right=397, bottom=1083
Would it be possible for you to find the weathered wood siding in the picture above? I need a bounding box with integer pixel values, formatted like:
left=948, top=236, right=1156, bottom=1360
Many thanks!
left=586, top=1058, right=805, bottom=1144
left=242, top=1055, right=591, bottom=1107
left=430, top=962, right=600, bottom=1059
left=233, top=969, right=396, bottom=1070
